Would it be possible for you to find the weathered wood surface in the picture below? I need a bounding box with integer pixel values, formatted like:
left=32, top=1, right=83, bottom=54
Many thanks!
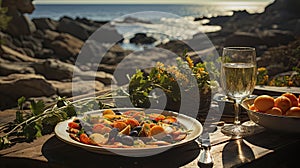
left=1, top=87, right=300, bottom=168
left=1, top=117, right=300, bottom=168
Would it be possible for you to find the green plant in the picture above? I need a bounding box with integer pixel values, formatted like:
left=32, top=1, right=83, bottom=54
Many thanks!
left=0, top=0, right=11, bottom=31
left=129, top=54, right=214, bottom=109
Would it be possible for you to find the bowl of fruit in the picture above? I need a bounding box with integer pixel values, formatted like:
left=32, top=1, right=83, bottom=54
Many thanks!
left=241, top=92, right=300, bottom=133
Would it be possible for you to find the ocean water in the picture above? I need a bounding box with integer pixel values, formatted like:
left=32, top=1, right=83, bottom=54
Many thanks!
left=30, top=4, right=270, bottom=50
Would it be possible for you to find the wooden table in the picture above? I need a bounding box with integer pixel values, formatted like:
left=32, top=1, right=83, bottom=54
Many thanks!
left=1, top=87, right=300, bottom=168
left=1, top=112, right=300, bottom=168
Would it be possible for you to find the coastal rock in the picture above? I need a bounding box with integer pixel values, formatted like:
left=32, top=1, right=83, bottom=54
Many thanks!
left=156, top=40, right=193, bottom=55
left=31, top=59, right=80, bottom=81
left=0, top=45, right=40, bottom=62
left=32, top=18, right=58, bottom=31
left=0, top=74, right=56, bottom=110
left=31, top=58, right=114, bottom=85
left=89, top=24, right=124, bottom=43
left=224, top=32, right=264, bottom=47
left=49, top=80, right=105, bottom=97
left=0, top=62, right=35, bottom=76
left=45, top=33, right=84, bottom=59
left=129, top=33, right=157, bottom=45
left=5, top=15, right=36, bottom=36
left=2, top=0, right=35, bottom=14
left=57, top=16, right=97, bottom=41
left=259, top=29, right=295, bottom=47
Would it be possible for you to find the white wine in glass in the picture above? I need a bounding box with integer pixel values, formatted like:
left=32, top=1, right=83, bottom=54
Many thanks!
left=221, top=47, right=257, bottom=139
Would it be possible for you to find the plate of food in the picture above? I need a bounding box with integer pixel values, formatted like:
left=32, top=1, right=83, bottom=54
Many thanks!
left=241, top=92, right=300, bottom=133
left=54, top=108, right=202, bottom=157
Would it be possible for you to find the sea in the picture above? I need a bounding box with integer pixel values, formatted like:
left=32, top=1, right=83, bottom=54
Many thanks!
left=29, top=3, right=271, bottom=50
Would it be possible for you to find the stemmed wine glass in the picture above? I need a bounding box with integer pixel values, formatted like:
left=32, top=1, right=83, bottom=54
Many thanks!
left=220, top=47, right=257, bottom=139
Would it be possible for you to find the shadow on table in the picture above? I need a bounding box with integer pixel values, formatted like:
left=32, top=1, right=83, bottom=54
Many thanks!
left=221, top=130, right=300, bottom=168
left=222, top=139, right=255, bottom=168
left=42, top=136, right=200, bottom=168
left=0, top=157, right=54, bottom=168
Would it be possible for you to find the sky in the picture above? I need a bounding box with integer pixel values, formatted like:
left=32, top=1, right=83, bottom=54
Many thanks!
left=34, top=0, right=273, bottom=5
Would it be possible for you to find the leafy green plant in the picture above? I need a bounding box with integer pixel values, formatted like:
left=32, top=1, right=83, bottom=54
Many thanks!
left=0, top=96, right=115, bottom=149
left=0, top=0, right=11, bottom=31
left=129, top=54, right=213, bottom=109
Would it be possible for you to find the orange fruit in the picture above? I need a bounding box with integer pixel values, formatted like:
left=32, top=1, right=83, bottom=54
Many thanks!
left=266, top=107, right=283, bottom=116
left=249, top=104, right=259, bottom=112
left=286, top=107, right=300, bottom=117
left=282, top=93, right=298, bottom=107
left=274, top=96, right=292, bottom=114
left=254, top=95, right=274, bottom=112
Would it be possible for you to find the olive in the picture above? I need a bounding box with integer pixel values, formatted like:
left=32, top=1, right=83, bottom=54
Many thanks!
left=85, top=131, right=93, bottom=136
left=132, top=126, right=142, bottom=133
left=172, top=122, right=181, bottom=127
left=81, top=122, right=92, bottom=132
left=109, top=128, right=119, bottom=140
left=162, top=134, right=173, bottom=143
left=115, top=112, right=123, bottom=115
left=73, top=118, right=80, bottom=123
left=121, top=135, right=134, bottom=146
left=151, top=119, right=157, bottom=123
left=129, top=130, right=139, bottom=137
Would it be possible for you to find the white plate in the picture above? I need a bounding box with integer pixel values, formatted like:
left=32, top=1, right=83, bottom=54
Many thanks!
left=54, top=108, right=203, bottom=157
left=241, top=98, right=300, bottom=134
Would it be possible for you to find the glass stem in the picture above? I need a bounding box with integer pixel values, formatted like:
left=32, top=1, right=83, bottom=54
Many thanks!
left=234, top=99, right=242, bottom=125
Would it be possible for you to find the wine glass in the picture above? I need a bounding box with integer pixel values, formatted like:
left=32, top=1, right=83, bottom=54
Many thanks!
left=220, top=47, right=257, bottom=139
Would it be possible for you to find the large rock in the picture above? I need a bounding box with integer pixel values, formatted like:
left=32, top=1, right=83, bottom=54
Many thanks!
left=31, top=58, right=114, bottom=85
left=32, top=18, right=58, bottom=31
left=31, top=59, right=80, bottom=81
left=0, top=74, right=56, bottom=110
left=224, top=32, right=264, bottom=47
left=45, top=33, right=84, bottom=59
left=57, top=16, right=96, bottom=41
left=49, top=80, right=105, bottom=97
left=129, top=33, right=157, bottom=44
left=1, top=45, right=40, bottom=62
left=258, top=29, right=295, bottom=47
left=2, top=0, right=35, bottom=14
left=5, top=15, right=36, bottom=36
left=0, top=61, right=35, bottom=76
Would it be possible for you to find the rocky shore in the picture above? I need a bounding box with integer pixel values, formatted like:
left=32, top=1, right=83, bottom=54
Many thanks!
left=0, top=0, right=299, bottom=110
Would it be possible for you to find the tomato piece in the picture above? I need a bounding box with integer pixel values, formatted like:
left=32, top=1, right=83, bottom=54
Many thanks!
left=125, top=118, right=139, bottom=128
left=149, top=114, right=165, bottom=122
left=68, top=122, right=81, bottom=129
left=79, top=133, right=90, bottom=144
left=92, top=123, right=105, bottom=133
left=163, top=117, right=177, bottom=124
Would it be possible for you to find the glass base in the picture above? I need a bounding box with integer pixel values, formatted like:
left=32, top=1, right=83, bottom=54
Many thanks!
left=221, top=124, right=254, bottom=139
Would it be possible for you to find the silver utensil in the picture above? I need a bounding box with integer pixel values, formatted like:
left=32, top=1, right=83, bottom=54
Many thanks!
left=198, top=132, right=214, bottom=168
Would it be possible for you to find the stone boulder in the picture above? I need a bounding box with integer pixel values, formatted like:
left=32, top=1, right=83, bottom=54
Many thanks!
left=129, top=33, right=157, bottom=45
left=224, top=32, right=264, bottom=47
left=5, top=15, right=36, bottom=36
left=32, top=18, right=58, bottom=31
left=0, top=74, right=56, bottom=110
left=0, top=62, right=35, bottom=76
left=44, top=32, right=84, bottom=59
left=31, top=59, right=80, bottom=81
left=1, top=45, right=40, bottom=62
left=57, top=16, right=96, bottom=41
left=258, top=29, right=296, bottom=47
left=49, top=80, right=105, bottom=97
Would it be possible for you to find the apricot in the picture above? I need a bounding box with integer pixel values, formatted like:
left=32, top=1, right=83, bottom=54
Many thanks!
left=274, top=96, right=292, bottom=114
left=286, top=107, right=300, bottom=117
left=282, top=93, right=298, bottom=107
left=266, top=107, right=283, bottom=116
left=149, top=125, right=166, bottom=139
left=254, top=95, right=274, bottom=112
left=249, top=104, right=259, bottom=112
